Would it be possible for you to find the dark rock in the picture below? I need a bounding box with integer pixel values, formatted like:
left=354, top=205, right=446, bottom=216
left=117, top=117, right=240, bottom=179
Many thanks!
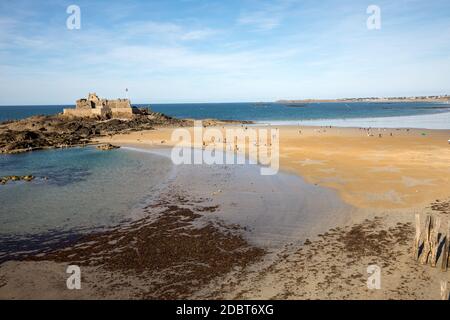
left=22, top=175, right=35, bottom=182
left=0, top=110, right=247, bottom=154
left=0, top=175, right=35, bottom=185
left=96, top=143, right=120, bottom=151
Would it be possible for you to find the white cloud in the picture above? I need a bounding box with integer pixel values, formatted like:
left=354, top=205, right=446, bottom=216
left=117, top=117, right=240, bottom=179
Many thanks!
left=237, top=12, right=280, bottom=31
left=180, top=29, right=217, bottom=41
left=119, top=21, right=218, bottom=43
left=236, top=0, right=300, bottom=31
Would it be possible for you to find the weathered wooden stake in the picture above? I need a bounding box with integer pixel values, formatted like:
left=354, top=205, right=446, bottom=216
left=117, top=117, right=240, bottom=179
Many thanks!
left=442, top=222, right=450, bottom=272
left=440, top=281, right=449, bottom=300
left=413, top=213, right=422, bottom=261
left=430, top=217, right=441, bottom=267
left=420, top=215, right=433, bottom=265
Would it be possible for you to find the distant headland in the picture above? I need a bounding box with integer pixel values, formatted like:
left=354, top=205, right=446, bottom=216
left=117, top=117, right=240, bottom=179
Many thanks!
left=277, top=94, right=450, bottom=104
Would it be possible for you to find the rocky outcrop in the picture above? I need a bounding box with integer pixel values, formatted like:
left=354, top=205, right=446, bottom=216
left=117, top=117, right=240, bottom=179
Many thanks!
left=0, top=113, right=189, bottom=154
left=0, top=108, right=252, bottom=154
left=96, top=143, right=120, bottom=151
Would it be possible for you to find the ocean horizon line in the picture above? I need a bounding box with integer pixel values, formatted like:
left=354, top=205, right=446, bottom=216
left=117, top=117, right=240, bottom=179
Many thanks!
left=0, top=101, right=271, bottom=107
left=1, top=97, right=450, bottom=108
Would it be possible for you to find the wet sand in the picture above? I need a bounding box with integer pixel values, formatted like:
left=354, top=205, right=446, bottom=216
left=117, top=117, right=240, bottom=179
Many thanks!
left=205, top=199, right=450, bottom=300
left=122, top=146, right=352, bottom=249
left=0, top=175, right=265, bottom=299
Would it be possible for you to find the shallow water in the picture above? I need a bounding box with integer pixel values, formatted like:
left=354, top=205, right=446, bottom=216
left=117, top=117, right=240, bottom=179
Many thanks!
left=262, top=111, right=450, bottom=130
left=124, top=146, right=352, bottom=249
left=0, top=147, right=173, bottom=236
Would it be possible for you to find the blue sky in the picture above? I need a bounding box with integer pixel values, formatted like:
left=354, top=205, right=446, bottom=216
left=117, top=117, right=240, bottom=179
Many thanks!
left=1, top=0, right=450, bottom=105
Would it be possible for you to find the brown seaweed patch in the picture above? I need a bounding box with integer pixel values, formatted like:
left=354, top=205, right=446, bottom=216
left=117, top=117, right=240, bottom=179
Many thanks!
left=28, top=202, right=264, bottom=299
left=429, top=199, right=450, bottom=215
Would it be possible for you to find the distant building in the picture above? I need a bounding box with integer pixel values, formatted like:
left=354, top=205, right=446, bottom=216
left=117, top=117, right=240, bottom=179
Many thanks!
left=63, top=93, right=141, bottom=118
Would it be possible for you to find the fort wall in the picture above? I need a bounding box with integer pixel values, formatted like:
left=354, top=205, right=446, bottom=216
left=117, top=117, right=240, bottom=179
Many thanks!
left=63, top=93, right=136, bottom=118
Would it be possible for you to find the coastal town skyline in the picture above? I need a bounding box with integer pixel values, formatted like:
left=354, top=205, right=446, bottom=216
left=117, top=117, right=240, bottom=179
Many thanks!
left=1, top=0, right=450, bottom=105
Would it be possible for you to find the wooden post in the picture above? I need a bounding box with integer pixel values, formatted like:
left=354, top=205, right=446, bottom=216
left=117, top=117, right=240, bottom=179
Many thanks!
left=420, top=215, right=433, bottom=265
left=441, top=281, right=449, bottom=300
left=430, top=217, right=441, bottom=267
left=442, top=221, right=450, bottom=272
left=413, top=213, right=422, bottom=261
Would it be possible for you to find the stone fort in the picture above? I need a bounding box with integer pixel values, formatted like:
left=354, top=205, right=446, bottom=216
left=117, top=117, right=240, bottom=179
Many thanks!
left=63, top=93, right=141, bottom=118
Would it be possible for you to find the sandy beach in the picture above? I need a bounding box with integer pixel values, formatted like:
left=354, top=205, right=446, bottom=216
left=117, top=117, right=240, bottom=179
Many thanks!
left=1, top=123, right=448, bottom=300
left=99, top=125, right=450, bottom=209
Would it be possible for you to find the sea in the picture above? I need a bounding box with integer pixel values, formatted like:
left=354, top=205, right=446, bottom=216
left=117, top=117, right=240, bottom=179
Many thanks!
left=1, top=101, right=450, bottom=129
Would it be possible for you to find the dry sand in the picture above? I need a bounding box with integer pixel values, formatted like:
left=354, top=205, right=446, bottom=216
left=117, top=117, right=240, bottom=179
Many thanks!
left=1, top=124, right=449, bottom=300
